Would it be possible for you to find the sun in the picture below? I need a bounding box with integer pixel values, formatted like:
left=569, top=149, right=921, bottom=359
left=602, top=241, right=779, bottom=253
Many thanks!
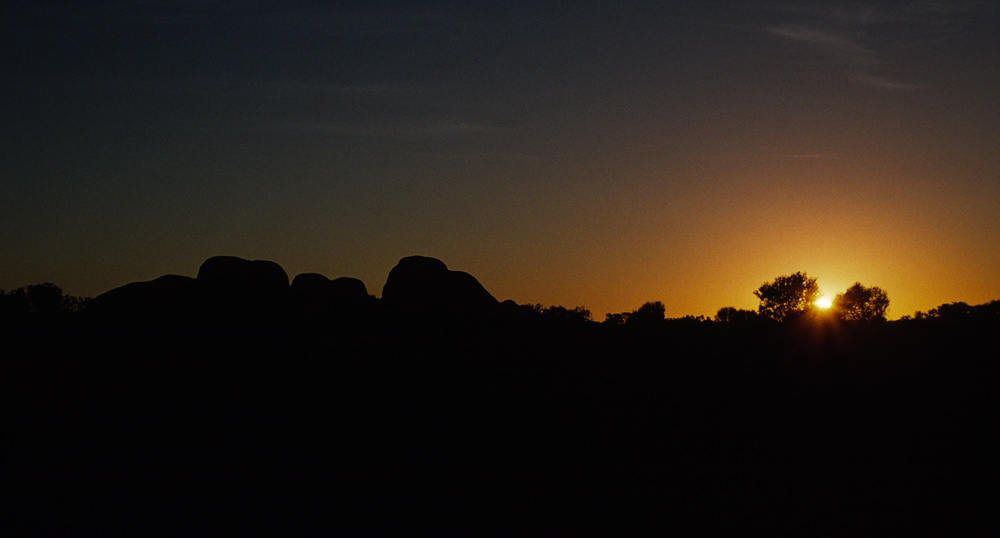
left=814, top=296, right=833, bottom=309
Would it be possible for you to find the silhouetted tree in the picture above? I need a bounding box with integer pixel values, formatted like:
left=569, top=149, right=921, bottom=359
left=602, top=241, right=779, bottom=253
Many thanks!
left=929, top=302, right=972, bottom=319
left=1, top=283, right=86, bottom=319
left=603, top=312, right=630, bottom=326
left=972, top=300, right=1000, bottom=318
left=629, top=301, right=665, bottom=324
left=671, top=314, right=708, bottom=323
left=904, top=300, right=999, bottom=321
left=754, top=272, right=819, bottom=322
left=714, top=307, right=759, bottom=323
left=832, top=283, right=889, bottom=321
left=540, top=305, right=592, bottom=324
left=603, top=301, right=666, bottom=327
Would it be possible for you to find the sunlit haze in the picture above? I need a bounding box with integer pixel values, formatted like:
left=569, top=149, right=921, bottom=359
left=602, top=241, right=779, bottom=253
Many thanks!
left=2, top=2, right=998, bottom=319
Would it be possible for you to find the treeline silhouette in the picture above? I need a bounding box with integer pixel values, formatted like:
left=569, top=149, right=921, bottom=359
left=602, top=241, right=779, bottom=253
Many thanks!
left=3, top=256, right=996, bottom=535
left=3, top=258, right=995, bottom=329
left=903, top=300, right=1000, bottom=320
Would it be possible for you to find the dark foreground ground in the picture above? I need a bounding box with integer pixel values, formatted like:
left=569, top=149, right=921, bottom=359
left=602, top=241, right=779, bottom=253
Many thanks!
left=3, top=318, right=995, bottom=535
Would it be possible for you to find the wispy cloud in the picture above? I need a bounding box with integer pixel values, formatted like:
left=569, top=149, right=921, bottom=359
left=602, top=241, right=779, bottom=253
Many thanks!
left=766, top=24, right=877, bottom=66
left=756, top=2, right=981, bottom=91
left=852, top=73, right=926, bottom=91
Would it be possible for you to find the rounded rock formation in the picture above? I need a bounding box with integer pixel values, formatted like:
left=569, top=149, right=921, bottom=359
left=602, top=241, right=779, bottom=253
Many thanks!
left=85, top=274, right=199, bottom=323
left=381, top=256, right=497, bottom=316
left=197, top=256, right=290, bottom=323
left=291, top=273, right=371, bottom=319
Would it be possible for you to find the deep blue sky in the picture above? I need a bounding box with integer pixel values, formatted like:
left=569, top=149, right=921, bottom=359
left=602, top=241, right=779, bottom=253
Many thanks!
left=3, top=1, right=999, bottom=318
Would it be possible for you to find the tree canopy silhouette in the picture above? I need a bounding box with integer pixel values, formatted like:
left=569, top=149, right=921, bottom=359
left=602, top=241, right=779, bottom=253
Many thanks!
left=603, top=301, right=665, bottom=327
left=833, top=283, right=889, bottom=321
left=714, top=307, right=759, bottom=323
left=754, top=272, right=819, bottom=322
left=540, top=305, right=592, bottom=324
left=1, top=283, right=86, bottom=323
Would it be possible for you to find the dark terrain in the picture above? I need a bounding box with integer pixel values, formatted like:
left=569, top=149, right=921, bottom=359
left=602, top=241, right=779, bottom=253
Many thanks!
left=3, top=257, right=995, bottom=535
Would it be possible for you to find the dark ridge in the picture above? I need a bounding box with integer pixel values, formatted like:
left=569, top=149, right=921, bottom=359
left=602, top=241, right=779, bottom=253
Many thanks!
left=3, top=255, right=996, bottom=534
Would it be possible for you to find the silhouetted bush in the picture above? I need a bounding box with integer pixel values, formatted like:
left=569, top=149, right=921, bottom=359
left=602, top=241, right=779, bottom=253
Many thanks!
left=973, top=300, right=1000, bottom=318
left=714, top=307, right=760, bottom=323
left=903, top=300, right=1000, bottom=322
left=833, top=282, right=889, bottom=321
left=754, top=272, right=819, bottom=322
left=930, top=301, right=972, bottom=319
left=540, top=305, right=592, bottom=324
left=629, top=301, right=665, bottom=325
left=603, top=301, right=665, bottom=327
left=0, top=283, right=87, bottom=325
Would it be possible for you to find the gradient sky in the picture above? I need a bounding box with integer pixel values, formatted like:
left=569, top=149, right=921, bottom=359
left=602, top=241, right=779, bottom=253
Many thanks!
left=3, top=1, right=999, bottom=319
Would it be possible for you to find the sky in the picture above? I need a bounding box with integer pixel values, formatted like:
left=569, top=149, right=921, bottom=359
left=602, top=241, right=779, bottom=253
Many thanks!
left=3, top=1, right=999, bottom=319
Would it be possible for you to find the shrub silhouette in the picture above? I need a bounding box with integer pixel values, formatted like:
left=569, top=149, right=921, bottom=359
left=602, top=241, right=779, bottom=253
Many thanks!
left=905, top=301, right=999, bottom=320
left=973, top=300, right=1000, bottom=318
left=714, top=307, right=759, bottom=323
left=754, top=272, right=819, bottom=322
left=603, top=302, right=665, bottom=327
left=930, top=301, right=972, bottom=319
left=630, top=301, right=665, bottom=325
left=833, top=283, right=889, bottom=321
left=545, top=305, right=591, bottom=322
left=1, top=283, right=86, bottom=324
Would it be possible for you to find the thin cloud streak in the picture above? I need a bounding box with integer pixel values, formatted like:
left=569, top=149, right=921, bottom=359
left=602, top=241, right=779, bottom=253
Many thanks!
left=755, top=1, right=998, bottom=94
left=766, top=24, right=878, bottom=66
left=852, top=73, right=927, bottom=91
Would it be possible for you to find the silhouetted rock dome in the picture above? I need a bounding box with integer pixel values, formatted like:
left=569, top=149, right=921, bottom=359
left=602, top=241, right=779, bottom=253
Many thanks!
left=292, top=273, right=368, bottom=300
left=381, top=255, right=497, bottom=315
left=197, top=256, right=289, bottom=290
left=86, top=274, right=198, bottom=321
left=291, top=272, right=331, bottom=290
left=328, top=276, right=370, bottom=300
left=197, top=256, right=290, bottom=323
left=291, top=273, right=370, bottom=318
